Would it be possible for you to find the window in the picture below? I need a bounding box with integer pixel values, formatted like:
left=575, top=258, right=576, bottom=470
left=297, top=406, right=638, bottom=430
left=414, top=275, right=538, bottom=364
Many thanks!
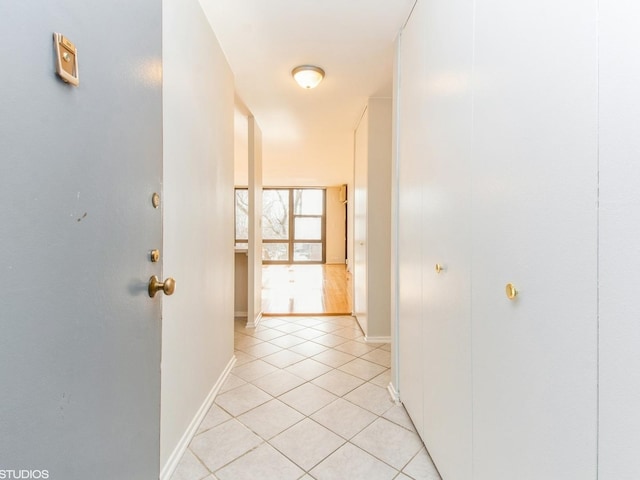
left=234, top=187, right=326, bottom=263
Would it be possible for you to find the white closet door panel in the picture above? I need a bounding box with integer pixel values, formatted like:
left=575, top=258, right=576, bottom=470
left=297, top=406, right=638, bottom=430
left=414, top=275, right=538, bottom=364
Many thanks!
left=397, top=5, right=426, bottom=437
left=471, top=1, right=598, bottom=479
left=418, top=0, right=474, bottom=479
left=599, top=1, right=640, bottom=477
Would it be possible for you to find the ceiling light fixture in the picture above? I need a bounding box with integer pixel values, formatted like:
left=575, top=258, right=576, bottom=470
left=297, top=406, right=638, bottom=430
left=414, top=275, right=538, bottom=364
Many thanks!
left=292, top=65, right=325, bottom=89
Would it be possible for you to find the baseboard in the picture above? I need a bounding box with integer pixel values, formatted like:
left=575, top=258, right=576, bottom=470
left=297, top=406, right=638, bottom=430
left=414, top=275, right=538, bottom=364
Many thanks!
left=234, top=311, right=248, bottom=317
left=246, top=311, right=263, bottom=329
left=364, top=335, right=391, bottom=344
left=387, top=381, right=401, bottom=405
left=160, top=355, right=237, bottom=480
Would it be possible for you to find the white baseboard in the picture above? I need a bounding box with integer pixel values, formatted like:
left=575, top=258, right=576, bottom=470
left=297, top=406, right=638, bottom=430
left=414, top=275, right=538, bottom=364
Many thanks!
left=160, top=355, right=237, bottom=480
left=387, top=381, right=401, bottom=405
left=246, top=311, right=263, bottom=329
left=234, top=311, right=248, bottom=317
left=364, top=335, right=391, bottom=344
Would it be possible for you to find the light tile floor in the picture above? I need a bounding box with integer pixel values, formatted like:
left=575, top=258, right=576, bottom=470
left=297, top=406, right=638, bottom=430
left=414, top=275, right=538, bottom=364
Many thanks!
left=170, top=316, right=442, bottom=480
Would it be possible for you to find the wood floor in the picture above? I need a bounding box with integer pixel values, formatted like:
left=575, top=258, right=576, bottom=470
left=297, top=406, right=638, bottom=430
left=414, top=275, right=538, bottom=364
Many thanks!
left=262, top=264, right=352, bottom=316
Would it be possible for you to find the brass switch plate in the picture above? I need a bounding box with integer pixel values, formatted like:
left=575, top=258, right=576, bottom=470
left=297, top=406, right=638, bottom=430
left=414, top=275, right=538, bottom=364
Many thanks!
left=53, top=33, right=79, bottom=86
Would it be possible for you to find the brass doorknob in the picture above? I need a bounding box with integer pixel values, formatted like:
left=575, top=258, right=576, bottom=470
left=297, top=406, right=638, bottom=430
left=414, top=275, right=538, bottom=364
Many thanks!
left=505, top=283, right=518, bottom=300
left=148, top=275, right=176, bottom=298
left=435, top=263, right=444, bottom=274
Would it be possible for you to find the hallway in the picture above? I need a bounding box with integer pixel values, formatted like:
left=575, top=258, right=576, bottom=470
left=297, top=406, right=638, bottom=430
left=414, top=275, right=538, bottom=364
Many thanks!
left=170, top=316, right=440, bottom=479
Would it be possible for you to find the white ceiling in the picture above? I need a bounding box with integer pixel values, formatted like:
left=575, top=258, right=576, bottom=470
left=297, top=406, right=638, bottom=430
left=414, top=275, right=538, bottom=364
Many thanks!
left=200, top=0, right=415, bottom=187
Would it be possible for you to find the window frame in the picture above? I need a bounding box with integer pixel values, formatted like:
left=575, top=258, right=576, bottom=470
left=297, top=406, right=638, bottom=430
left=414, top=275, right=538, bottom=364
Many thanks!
left=234, top=187, right=326, bottom=264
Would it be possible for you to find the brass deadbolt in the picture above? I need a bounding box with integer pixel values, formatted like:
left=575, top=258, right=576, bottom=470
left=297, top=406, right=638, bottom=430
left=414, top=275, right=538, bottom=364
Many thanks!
left=148, top=276, right=175, bottom=298
left=152, top=192, right=160, bottom=209
left=150, top=249, right=160, bottom=263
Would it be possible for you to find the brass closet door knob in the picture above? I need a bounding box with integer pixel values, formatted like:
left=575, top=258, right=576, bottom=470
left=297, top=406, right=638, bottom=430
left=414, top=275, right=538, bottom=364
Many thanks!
left=148, top=276, right=176, bottom=298
left=435, top=264, right=444, bottom=274
left=505, top=283, right=518, bottom=300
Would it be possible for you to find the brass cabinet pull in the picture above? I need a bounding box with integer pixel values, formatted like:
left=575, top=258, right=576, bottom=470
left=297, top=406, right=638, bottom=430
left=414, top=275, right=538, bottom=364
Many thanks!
left=505, top=283, right=518, bottom=300
left=148, top=276, right=176, bottom=298
left=435, top=263, right=444, bottom=274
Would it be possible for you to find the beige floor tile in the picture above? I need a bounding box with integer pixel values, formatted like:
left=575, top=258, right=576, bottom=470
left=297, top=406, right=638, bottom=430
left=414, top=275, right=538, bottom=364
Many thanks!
left=270, top=418, right=345, bottom=471
left=370, top=369, right=391, bottom=388
left=344, top=382, right=395, bottom=415
left=240, top=342, right=283, bottom=358
left=361, top=348, right=391, bottom=368
left=288, top=341, right=328, bottom=357
left=402, top=448, right=441, bottom=480
left=327, top=316, right=360, bottom=327
left=334, top=340, right=378, bottom=356
left=311, top=398, right=377, bottom=439
left=215, top=383, right=272, bottom=417
left=268, top=335, right=307, bottom=349
left=312, top=333, right=349, bottom=347
left=295, top=317, right=324, bottom=327
left=237, top=399, right=304, bottom=440
left=170, top=449, right=209, bottom=480
left=216, top=443, right=304, bottom=480
left=259, top=318, right=288, bottom=328
left=312, top=322, right=345, bottom=333
left=284, top=358, right=333, bottom=381
left=339, top=358, right=387, bottom=381
left=274, top=323, right=308, bottom=334
left=279, top=382, right=337, bottom=415
left=291, top=327, right=326, bottom=340
left=176, top=315, right=427, bottom=480
left=311, top=349, right=357, bottom=368
left=333, top=326, right=365, bottom=339
left=218, top=373, right=247, bottom=394
left=261, top=349, right=306, bottom=368
left=382, top=405, right=417, bottom=432
left=251, top=369, right=306, bottom=397
left=234, top=334, right=263, bottom=350
left=190, top=419, right=262, bottom=473
left=232, top=359, right=279, bottom=382
left=251, top=328, right=285, bottom=342
left=311, top=370, right=364, bottom=396
left=351, top=418, right=423, bottom=470
left=233, top=351, right=256, bottom=367
left=394, top=474, right=413, bottom=480
left=197, top=404, right=232, bottom=434
left=310, top=443, right=398, bottom=480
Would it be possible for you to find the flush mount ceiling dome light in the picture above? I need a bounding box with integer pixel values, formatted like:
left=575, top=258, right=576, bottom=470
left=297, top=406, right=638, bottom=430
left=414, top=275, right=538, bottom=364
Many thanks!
left=292, top=65, right=325, bottom=89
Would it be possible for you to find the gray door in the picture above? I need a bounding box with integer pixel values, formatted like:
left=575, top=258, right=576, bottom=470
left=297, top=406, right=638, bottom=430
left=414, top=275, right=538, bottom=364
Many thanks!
left=0, top=2, right=163, bottom=479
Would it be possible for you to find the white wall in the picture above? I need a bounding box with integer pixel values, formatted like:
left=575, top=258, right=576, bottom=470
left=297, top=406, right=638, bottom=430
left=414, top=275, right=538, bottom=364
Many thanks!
left=326, top=186, right=347, bottom=264
left=247, top=116, right=263, bottom=327
left=353, top=99, right=392, bottom=339
left=161, top=0, right=235, bottom=474
left=234, top=106, right=249, bottom=186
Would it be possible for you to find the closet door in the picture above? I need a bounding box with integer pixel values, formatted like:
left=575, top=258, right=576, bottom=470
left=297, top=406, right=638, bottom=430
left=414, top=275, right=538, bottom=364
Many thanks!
left=471, top=1, right=598, bottom=479
left=598, top=0, right=640, bottom=477
left=397, top=3, right=426, bottom=437
left=418, top=0, right=474, bottom=479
